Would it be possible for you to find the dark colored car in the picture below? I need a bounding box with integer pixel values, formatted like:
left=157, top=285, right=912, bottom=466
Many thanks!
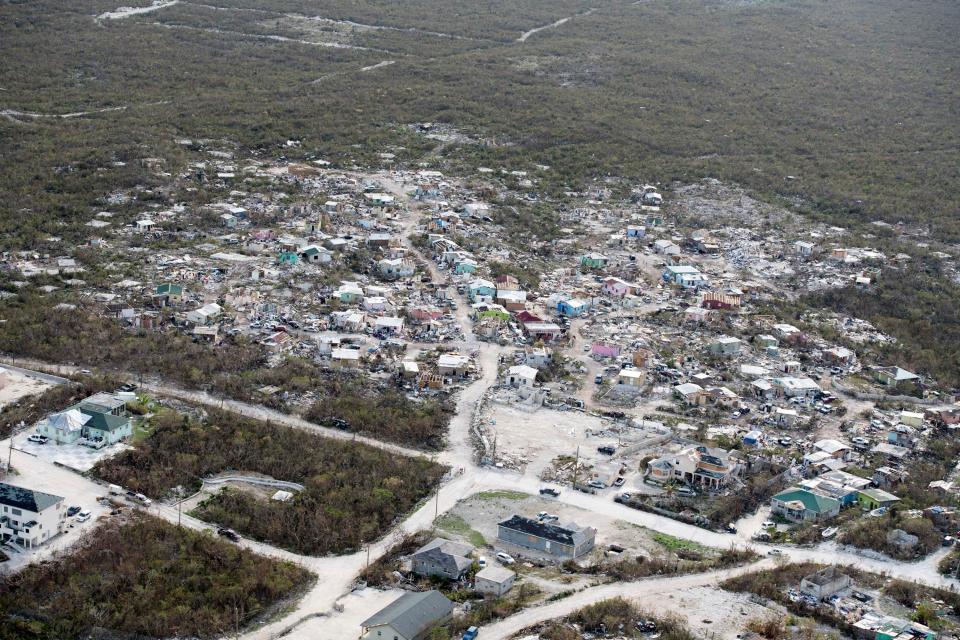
left=539, top=487, right=560, bottom=497
left=66, top=506, right=82, bottom=517
left=217, top=528, right=240, bottom=542
left=597, top=445, right=616, bottom=455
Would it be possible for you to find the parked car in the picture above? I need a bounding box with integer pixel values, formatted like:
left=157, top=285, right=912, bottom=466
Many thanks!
left=588, top=479, right=606, bottom=489
left=134, top=493, right=152, bottom=506
left=597, top=445, right=616, bottom=455
left=495, top=552, right=515, bottom=565
left=66, top=505, right=82, bottom=517
left=27, top=434, right=49, bottom=444
left=677, top=486, right=697, bottom=497
left=613, top=477, right=626, bottom=487
left=217, top=528, right=240, bottom=542
left=463, top=627, right=479, bottom=640
left=539, top=487, right=561, bottom=497
left=76, top=510, right=92, bottom=523
left=477, top=557, right=487, bottom=569
left=768, top=549, right=782, bottom=556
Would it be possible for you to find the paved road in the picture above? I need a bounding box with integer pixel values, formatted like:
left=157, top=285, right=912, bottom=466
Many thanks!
left=0, top=361, right=69, bottom=385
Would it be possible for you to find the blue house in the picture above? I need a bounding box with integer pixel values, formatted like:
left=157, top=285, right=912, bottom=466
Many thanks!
left=743, top=430, right=763, bottom=447
left=663, top=265, right=709, bottom=289
left=468, top=278, right=496, bottom=302
left=557, top=298, right=590, bottom=317
left=626, top=225, right=646, bottom=239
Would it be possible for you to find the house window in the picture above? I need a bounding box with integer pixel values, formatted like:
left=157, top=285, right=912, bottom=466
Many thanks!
left=12, top=508, right=21, bottom=516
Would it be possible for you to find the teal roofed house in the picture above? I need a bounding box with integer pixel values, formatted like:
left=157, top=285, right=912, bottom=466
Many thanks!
left=580, top=253, right=609, bottom=269
left=36, top=392, right=132, bottom=447
left=154, top=282, right=184, bottom=305
left=771, top=487, right=840, bottom=523
left=278, top=251, right=299, bottom=266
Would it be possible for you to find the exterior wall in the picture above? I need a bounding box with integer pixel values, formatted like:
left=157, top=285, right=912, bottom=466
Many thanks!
left=362, top=624, right=408, bottom=640
left=0, top=501, right=65, bottom=547
left=498, top=525, right=575, bottom=558
left=800, top=573, right=852, bottom=600
left=37, top=423, right=81, bottom=444
left=476, top=573, right=516, bottom=597
left=412, top=557, right=459, bottom=581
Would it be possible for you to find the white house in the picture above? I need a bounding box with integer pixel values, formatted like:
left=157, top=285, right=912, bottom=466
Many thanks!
left=378, top=258, right=415, bottom=280
left=506, top=365, right=538, bottom=388
left=187, top=302, right=223, bottom=325
left=475, top=566, right=516, bottom=596
left=331, top=348, right=361, bottom=369
left=0, top=482, right=67, bottom=548
left=374, top=316, right=404, bottom=336
left=438, top=353, right=471, bottom=376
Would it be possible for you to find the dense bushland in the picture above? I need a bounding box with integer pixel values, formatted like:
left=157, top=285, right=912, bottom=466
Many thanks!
left=94, top=409, right=446, bottom=555
left=0, top=515, right=313, bottom=640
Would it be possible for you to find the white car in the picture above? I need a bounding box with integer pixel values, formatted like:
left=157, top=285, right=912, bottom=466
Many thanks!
left=477, top=557, right=487, bottom=568
left=27, top=434, right=49, bottom=444
left=76, top=510, right=92, bottom=522
left=496, top=551, right=515, bottom=565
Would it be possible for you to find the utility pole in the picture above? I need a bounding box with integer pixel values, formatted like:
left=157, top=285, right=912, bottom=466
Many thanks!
left=435, top=487, right=440, bottom=519
left=572, top=445, right=580, bottom=489
left=6, top=430, right=12, bottom=476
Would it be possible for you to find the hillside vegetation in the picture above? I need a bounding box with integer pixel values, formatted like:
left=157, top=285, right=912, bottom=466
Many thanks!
left=1, top=0, right=957, bottom=245
left=0, top=515, right=313, bottom=640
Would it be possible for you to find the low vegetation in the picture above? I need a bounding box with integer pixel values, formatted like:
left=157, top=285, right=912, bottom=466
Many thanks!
left=572, top=543, right=755, bottom=582
left=94, top=408, right=446, bottom=555
left=532, top=597, right=695, bottom=640
left=304, top=376, right=453, bottom=450
left=0, top=515, right=313, bottom=640
left=838, top=512, right=941, bottom=560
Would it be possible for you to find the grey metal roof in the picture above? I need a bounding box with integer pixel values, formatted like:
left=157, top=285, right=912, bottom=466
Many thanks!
left=0, top=482, right=63, bottom=513
left=498, top=515, right=596, bottom=547
left=361, top=590, right=453, bottom=638
left=412, top=538, right=474, bottom=576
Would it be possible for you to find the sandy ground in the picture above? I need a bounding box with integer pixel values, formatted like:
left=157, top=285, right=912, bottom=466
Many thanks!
left=291, top=587, right=405, bottom=640
left=0, top=368, right=53, bottom=409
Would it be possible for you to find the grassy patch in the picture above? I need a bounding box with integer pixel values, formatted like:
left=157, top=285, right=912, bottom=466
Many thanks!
left=475, top=489, right=529, bottom=501
left=0, top=514, right=313, bottom=640
left=434, top=513, right=487, bottom=548
left=652, top=532, right=706, bottom=553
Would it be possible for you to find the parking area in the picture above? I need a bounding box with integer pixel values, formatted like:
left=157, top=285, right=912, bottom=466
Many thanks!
left=1, top=446, right=114, bottom=573
left=13, top=431, right=131, bottom=472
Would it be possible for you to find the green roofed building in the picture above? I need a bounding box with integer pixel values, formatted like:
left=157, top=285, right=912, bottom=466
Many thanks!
left=154, top=282, right=184, bottom=305
left=771, top=487, right=841, bottom=523
left=36, top=392, right=132, bottom=447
